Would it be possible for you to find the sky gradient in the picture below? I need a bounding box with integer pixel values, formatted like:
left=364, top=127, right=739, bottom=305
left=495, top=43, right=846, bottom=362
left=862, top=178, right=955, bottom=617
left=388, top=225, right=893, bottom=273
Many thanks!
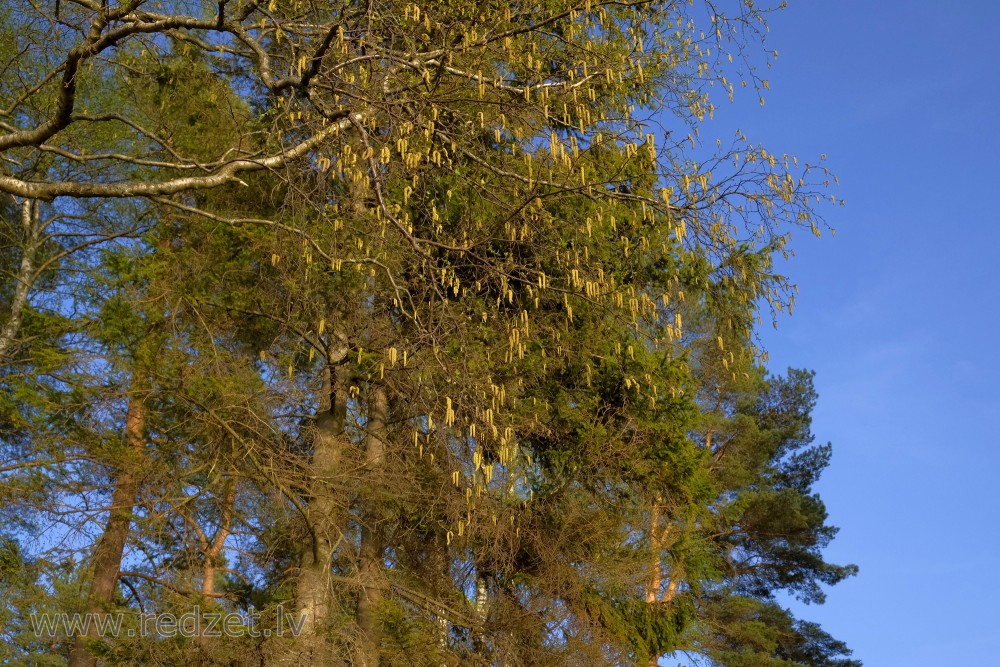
left=704, top=1, right=1000, bottom=664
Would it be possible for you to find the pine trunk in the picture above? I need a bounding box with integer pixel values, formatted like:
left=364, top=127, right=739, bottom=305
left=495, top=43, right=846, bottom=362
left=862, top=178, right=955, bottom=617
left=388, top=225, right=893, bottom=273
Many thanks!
left=68, top=392, right=145, bottom=667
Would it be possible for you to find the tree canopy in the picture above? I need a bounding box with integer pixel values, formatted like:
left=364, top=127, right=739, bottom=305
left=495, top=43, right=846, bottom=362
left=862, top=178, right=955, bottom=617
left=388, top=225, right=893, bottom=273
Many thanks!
left=0, top=0, right=855, bottom=666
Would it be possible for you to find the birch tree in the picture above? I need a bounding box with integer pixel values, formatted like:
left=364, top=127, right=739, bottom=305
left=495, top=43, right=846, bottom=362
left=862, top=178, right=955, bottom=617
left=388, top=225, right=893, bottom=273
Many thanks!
left=0, top=1, right=855, bottom=666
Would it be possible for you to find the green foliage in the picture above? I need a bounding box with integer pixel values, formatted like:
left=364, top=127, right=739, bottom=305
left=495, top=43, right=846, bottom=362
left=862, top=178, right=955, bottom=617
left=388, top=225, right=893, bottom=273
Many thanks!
left=582, top=587, right=693, bottom=663
left=0, top=0, right=854, bottom=665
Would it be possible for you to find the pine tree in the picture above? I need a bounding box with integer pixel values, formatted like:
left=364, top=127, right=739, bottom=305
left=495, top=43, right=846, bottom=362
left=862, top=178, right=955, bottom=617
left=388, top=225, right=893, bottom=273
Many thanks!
left=0, top=1, right=854, bottom=665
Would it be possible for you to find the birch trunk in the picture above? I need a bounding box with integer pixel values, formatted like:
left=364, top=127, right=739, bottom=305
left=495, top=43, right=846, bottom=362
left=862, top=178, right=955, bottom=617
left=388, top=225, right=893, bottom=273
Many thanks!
left=355, top=384, right=388, bottom=667
left=293, top=334, right=350, bottom=647
left=0, top=199, right=40, bottom=362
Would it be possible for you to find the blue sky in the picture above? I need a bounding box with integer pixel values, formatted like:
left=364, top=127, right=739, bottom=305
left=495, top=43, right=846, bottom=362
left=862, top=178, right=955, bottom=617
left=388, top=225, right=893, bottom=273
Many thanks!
left=703, top=1, right=1000, bottom=664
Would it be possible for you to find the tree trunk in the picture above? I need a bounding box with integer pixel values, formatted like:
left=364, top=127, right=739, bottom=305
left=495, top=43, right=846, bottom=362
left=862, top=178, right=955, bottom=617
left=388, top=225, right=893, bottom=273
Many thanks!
left=355, top=384, right=388, bottom=667
left=68, top=391, right=145, bottom=667
left=646, top=499, right=662, bottom=605
left=0, top=199, right=40, bottom=362
left=646, top=499, right=668, bottom=667
left=202, top=479, right=236, bottom=599
left=294, top=334, right=350, bottom=645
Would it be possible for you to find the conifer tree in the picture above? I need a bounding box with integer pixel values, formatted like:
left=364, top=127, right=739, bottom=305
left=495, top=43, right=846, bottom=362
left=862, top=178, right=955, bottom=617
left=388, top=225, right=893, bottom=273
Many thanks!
left=0, top=1, right=855, bottom=665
